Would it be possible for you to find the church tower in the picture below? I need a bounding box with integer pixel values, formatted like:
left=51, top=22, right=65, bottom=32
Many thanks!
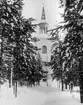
left=39, top=6, right=48, bottom=34
left=36, top=5, right=52, bottom=85
left=37, top=5, right=52, bottom=62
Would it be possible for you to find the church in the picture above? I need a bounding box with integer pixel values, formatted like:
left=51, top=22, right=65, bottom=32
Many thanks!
left=34, top=5, right=53, bottom=85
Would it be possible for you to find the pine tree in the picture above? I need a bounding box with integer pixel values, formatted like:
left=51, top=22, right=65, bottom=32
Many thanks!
left=0, top=0, right=38, bottom=97
left=50, top=36, right=64, bottom=91
left=58, top=0, right=83, bottom=103
left=35, top=52, right=43, bottom=85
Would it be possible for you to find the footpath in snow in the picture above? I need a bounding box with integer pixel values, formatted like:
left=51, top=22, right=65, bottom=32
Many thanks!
left=0, top=82, right=82, bottom=105
left=32, top=85, right=82, bottom=105
left=0, top=83, right=47, bottom=105
left=44, top=90, right=82, bottom=105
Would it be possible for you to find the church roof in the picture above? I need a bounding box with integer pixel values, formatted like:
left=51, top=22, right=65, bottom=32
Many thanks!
left=41, top=6, right=46, bottom=20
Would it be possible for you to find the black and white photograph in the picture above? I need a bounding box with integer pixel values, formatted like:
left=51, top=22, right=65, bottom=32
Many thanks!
left=0, top=0, right=83, bottom=105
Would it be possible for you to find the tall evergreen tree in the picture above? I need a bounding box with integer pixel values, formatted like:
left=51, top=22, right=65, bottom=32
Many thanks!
left=50, top=34, right=64, bottom=91
left=0, top=0, right=23, bottom=84
left=0, top=0, right=37, bottom=96
left=55, top=0, right=83, bottom=103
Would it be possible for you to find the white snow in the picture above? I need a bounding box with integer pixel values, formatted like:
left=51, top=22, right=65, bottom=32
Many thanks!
left=45, top=91, right=82, bottom=105
left=71, top=92, right=80, bottom=101
left=0, top=81, right=82, bottom=105
left=0, top=83, right=15, bottom=105
left=0, top=83, right=47, bottom=105
left=16, top=86, right=47, bottom=105
left=73, top=86, right=80, bottom=92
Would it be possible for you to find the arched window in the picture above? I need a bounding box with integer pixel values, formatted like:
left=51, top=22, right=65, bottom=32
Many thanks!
left=42, top=45, right=47, bottom=54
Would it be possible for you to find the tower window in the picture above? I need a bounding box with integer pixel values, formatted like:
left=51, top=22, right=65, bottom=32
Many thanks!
left=42, top=45, right=47, bottom=54
left=44, top=27, right=46, bottom=33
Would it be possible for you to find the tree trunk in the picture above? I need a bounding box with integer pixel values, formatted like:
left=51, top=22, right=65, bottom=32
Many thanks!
left=61, top=71, right=64, bottom=91
left=9, top=78, right=11, bottom=88
left=79, top=77, right=83, bottom=103
left=79, top=59, right=83, bottom=103
left=61, top=79, right=64, bottom=91
left=13, top=81, right=17, bottom=97
left=15, top=81, right=17, bottom=97
left=0, top=35, right=3, bottom=86
left=59, top=81, right=60, bottom=89
left=65, top=81, right=67, bottom=89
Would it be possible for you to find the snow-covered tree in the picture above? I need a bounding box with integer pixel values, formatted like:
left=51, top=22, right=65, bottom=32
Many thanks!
left=57, top=0, right=83, bottom=103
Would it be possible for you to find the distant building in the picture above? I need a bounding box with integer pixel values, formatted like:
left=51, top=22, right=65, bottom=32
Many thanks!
left=34, top=5, right=53, bottom=85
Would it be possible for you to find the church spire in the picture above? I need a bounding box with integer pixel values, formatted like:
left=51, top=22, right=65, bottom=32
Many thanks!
left=41, top=6, right=46, bottom=20
left=39, top=4, right=48, bottom=34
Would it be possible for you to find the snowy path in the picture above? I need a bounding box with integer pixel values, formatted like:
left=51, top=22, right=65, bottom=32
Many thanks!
left=33, top=86, right=82, bottom=105
left=44, top=91, right=82, bottom=105
left=0, top=83, right=83, bottom=105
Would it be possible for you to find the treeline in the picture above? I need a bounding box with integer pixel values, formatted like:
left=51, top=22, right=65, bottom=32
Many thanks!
left=50, top=0, right=83, bottom=103
left=0, top=0, right=44, bottom=97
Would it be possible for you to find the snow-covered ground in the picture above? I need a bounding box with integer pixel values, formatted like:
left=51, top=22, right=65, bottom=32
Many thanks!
left=0, top=82, right=47, bottom=105
left=71, top=91, right=80, bottom=101
left=16, top=86, right=47, bottom=105
left=46, top=91, right=82, bottom=105
left=0, top=81, right=82, bottom=105
left=71, top=86, right=80, bottom=101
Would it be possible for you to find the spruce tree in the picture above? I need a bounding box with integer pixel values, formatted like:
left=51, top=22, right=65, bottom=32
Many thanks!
left=0, top=0, right=37, bottom=96
left=58, top=0, right=83, bottom=103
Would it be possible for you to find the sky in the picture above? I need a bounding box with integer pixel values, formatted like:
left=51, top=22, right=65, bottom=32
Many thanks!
left=22, top=0, right=64, bottom=30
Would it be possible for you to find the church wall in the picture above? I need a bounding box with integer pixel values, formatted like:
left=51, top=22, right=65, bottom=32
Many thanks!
left=36, top=37, right=52, bottom=62
left=32, top=5, right=53, bottom=85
